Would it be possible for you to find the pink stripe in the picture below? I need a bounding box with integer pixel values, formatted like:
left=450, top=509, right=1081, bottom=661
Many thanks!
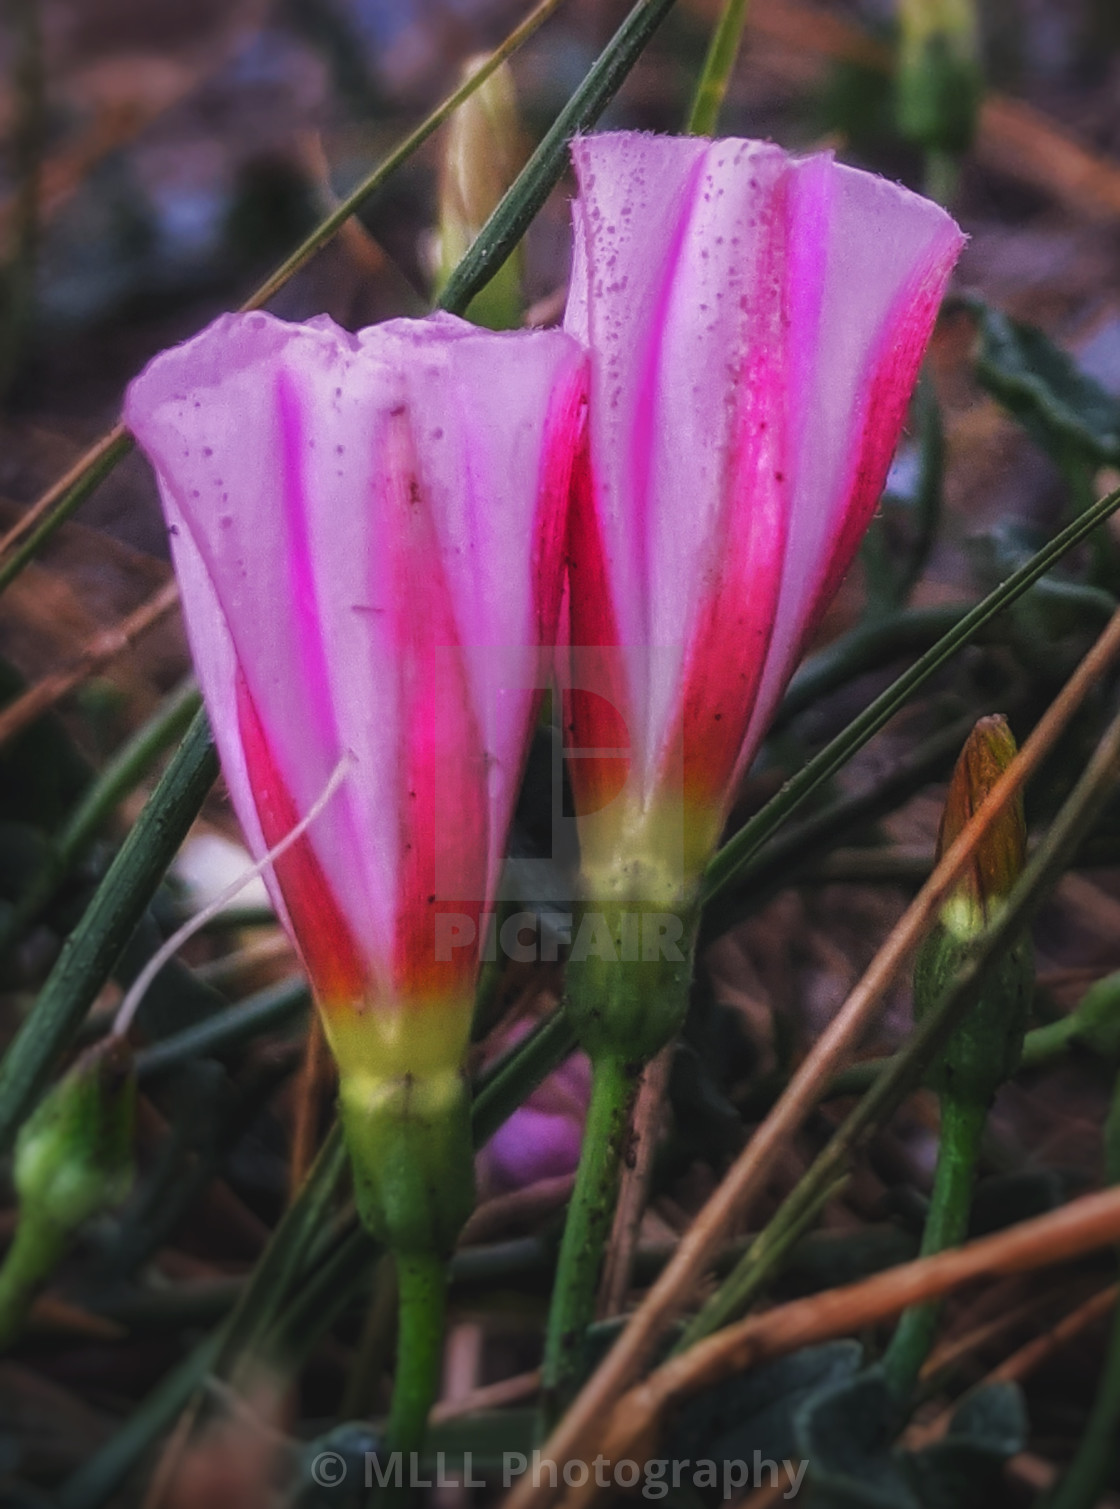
left=627, top=153, right=710, bottom=641
left=277, top=370, right=340, bottom=747
left=807, top=240, right=955, bottom=641
left=378, top=407, right=488, bottom=999
left=665, top=172, right=793, bottom=816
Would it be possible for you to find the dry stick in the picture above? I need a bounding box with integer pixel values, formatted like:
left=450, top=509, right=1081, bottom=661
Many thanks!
left=0, top=423, right=130, bottom=561
left=431, top=1367, right=542, bottom=1424
left=504, top=606, right=1120, bottom=1509
left=911, top=1282, right=1120, bottom=1449
left=0, top=576, right=180, bottom=749
left=598, top=1046, right=673, bottom=1318
left=919, top=1281, right=1066, bottom=1379
left=577, top=1186, right=1120, bottom=1495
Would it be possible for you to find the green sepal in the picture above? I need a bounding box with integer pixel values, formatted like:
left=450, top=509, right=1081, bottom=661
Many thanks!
left=564, top=900, right=699, bottom=1064
left=15, top=1036, right=136, bottom=1232
left=913, top=922, right=1034, bottom=1105
left=338, top=1067, right=475, bottom=1260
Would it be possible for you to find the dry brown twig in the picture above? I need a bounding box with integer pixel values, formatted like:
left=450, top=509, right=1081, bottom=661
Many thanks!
left=0, top=575, right=180, bottom=749
left=909, top=1282, right=1120, bottom=1449
left=918, top=1280, right=1071, bottom=1379
left=503, top=607, right=1120, bottom=1509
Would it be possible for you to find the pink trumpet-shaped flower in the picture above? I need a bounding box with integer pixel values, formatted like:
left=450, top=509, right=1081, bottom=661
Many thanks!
left=563, top=133, right=965, bottom=885
left=125, top=311, right=585, bottom=1082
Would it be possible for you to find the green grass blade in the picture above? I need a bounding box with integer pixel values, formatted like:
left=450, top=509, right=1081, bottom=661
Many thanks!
left=438, top=0, right=680, bottom=316
left=0, top=429, right=134, bottom=598
left=685, top=0, right=751, bottom=136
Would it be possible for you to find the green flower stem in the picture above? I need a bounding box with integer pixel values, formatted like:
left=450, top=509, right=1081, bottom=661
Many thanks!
left=540, top=1051, right=640, bottom=1425
left=685, top=0, right=751, bottom=136
left=0, top=1208, right=65, bottom=1347
left=882, top=1091, right=987, bottom=1397
left=387, top=1251, right=449, bottom=1458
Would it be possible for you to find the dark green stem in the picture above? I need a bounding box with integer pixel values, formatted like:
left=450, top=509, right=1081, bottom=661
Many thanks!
left=134, top=975, right=309, bottom=1081
left=0, top=1209, right=66, bottom=1348
left=387, top=1251, right=448, bottom=1458
left=882, top=1092, right=987, bottom=1397
left=685, top=0, right=751, bottom=135
left=540, top=1052, right=639, bottom=1426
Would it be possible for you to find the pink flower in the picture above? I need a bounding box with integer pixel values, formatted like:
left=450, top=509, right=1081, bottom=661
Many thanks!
left=125, top=311, right=585, bottom=1082
left=563, top=134, right=964, bottom=888
left=476, top=1025, right=591, bottom=1197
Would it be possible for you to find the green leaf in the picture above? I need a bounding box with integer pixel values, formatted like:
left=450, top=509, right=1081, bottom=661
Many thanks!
left=668, top=1340, right=863, bottom=1467
left=793, top=1369, right=1027, bottom=1509
left=794, top=1365, right=918, bottom=1509
left=907, top=1384, right=1028, bottom=1509
left=974, top=303, right=1120, bottom=467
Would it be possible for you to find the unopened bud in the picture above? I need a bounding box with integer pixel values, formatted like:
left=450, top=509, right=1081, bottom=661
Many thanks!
left=938, top=714, right=1025, bottom=941
left=896, top=0, right=982, bottom=155
left=15, top=1038, right=136, bottom=1233
left=915, top=715, right=1033, bottom=1104
left=436, top=57, right=525, bottom=330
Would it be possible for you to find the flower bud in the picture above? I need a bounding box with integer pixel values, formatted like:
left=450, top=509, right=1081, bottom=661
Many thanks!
left=14, top=1038, right=136, bottom=1233
left=936, top=714, right=1026, bottom=941
left=915, top=716, right=1033, bottom=1104
left=896, top=0, right=983, bottom=155
left=436, top=57, right=525, bottom=330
